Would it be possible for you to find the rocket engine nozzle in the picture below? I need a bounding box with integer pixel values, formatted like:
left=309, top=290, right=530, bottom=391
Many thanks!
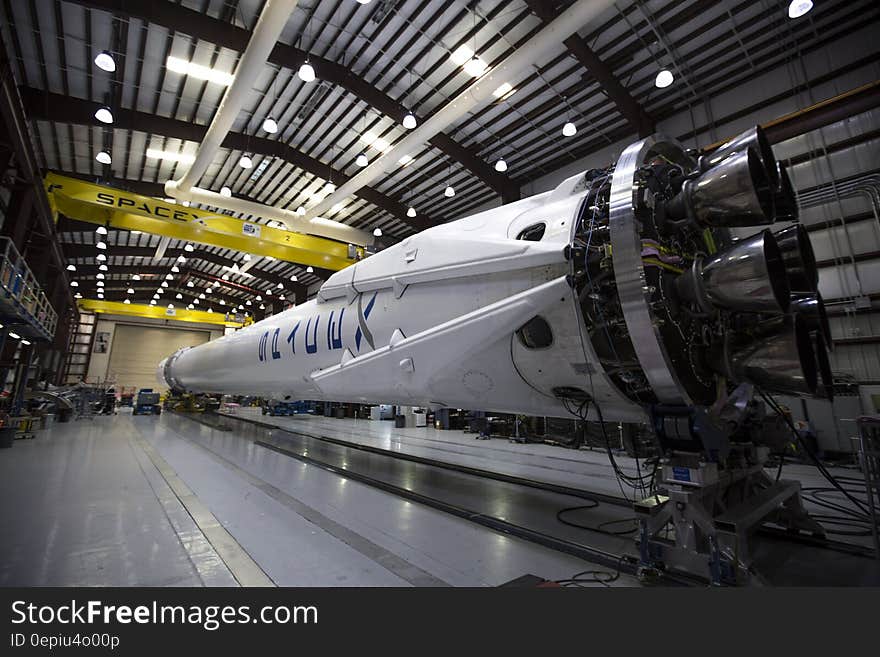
left=699, top=125, right=780, bottom=189
left=675, top=229, right=790, bottom=314
left=791, top=292, right=832, bottom=351
left=666, top=148, right=776, bottom=227
left=774, top=165, right=799, bottom=222
left=710, top=315, right=818, bottom=398
left=774, top=223, right=818, bottom=294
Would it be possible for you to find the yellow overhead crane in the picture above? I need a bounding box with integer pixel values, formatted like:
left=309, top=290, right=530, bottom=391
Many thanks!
left=77, top=299, right=246, bottom=328
left=44, top=173, right=363, bottom=271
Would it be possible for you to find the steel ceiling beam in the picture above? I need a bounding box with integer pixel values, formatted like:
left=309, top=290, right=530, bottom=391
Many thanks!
left=64, top=0, right=517, bottom=201
left=19, top=87, right=440, bottom=233
left=523, top=0, right=654, bottom=136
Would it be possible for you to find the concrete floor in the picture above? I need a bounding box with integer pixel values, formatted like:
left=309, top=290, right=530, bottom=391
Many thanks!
left=0, top=410, right=638, bottom=587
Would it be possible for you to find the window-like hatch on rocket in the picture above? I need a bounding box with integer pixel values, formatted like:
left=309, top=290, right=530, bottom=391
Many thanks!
left=516, top=315, right=553, bottom=349
left=516, top=222, right=546, bottom=241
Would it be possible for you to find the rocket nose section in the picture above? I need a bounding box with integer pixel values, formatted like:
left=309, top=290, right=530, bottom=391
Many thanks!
left=156, top=357, right=170, bottom=390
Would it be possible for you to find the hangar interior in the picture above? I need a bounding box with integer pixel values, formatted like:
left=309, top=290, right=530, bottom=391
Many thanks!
left=0, top=0, right=879, bottom=587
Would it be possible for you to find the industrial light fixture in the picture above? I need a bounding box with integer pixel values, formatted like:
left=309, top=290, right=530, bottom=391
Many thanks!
left=132, top=274, right=140, bottom=281
left=205, top=288, right=211, bottom=294
left=492, top=82, right=515, bottom=100
left=262, top=117, right=279, bottom=134
left=171, top=266, right=180, bottom=274
left=74, top=292, right=82, bottom=299
left=220, top=186, right=232, bottom=198
left=66, top=264, right=76, bottom=272
left=97, top=293, right=104, bottom=299
left=94, top=106, right=113, bottom=124
left=655, top=69, right=674, bottom=88
left=70, top=281, right=79, bottom=287
left=175, top=293, right=183, bottom=299
left=444, top=185, right=455, bottom=198
left=259, top=303, right=265, bottom=310
left=242, top=254, right=251, bottom=262
left=266, top=288, right=273, bottom=295
left=96, top=241, right=107, bottom=250
left=356, top=153, right=369, bottom=167
left=127, top=287, right=134, bottom=294
left=99, top=264, right=108, bottom=271
left=150, top=300, right=156, bottom=305
left=239, top=154, right=253, bottom=169
left=96, top=281, right=104, bottom=287
left=256, top=295, right=262, bottom=300
left=166, top=273, right=174, bottom=279
left=96, top=225, right=108, bottom=235
left=298, top=60, right=316, bottom=82
left=182, top=200, right=191, bottom=207
left=96, top=273, right=105, bottom=280
left=161, top=281, right=169, bottom=288
left=167, top=304, right=174, bottom=309
left=146, top=148, right=196, bottom=164
left=494, top=157, right=508, bottom=173
left=94, top=51, right=116, bottom=72
left=96, top=253, right=107, bottom=261
left=153, top=294, right=159, bottom=299
left=398, top=154, right=414, bottom=167
left=123, top=298, right=131, bottom=304
left=186, top=281, right=194, bottom=288
left=289, top=275, right=297, bottom=282
left=222, top=274, right=230, bottom=281
left=356, top=0, right=372, bottom=5
left=193, top=299, right=199, bottom=305
left=402, top=112, right=417, bottom=130
left=276, top=282, right=284, bottom=289
left=451, top=45, right=474, bottom=65
left=324, top=183, right=336, bottom=194
left=407, top=206, right=417, bottom=218
left=463, top=56, right=488, bottom=78
left=166, top=56, right=234, bottom=86
left=187, top=304, right=194, bottom=310
left=296, top=206, right=306, bottom=216
left=219, top=299, right=226, bottom=306
left=177, top=257, right=187, bottom=265
left=207, top=307, right=212, bottom=313
left=95, top=151, right=112, bottom=165
left=562, top=121, right=577, bottom=137
left=246, top=300, right=252, bottom=306
left=199, top=293, right=205, bottom=299
left=373, top=227, right=382, bottom=237
left=306, top=266, right=314, bottom=273
left=788, top=0, right=813, bottom=19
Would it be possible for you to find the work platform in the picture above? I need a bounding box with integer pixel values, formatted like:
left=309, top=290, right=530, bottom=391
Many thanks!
left=0, top=236, right=58, bottom=340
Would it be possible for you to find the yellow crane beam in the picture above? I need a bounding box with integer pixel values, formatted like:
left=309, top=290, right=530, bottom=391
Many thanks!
left=45, top=173, right=362, bottom=271
left=78, top=299, right=245, bottom=328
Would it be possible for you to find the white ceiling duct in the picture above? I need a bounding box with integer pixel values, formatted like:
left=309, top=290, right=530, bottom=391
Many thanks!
left=302, top=0, right=618, bottom=222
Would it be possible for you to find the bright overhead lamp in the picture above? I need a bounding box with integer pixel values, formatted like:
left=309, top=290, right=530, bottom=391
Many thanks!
left=171, top=265, right=180, bottom=273
left=175, top=293, right=183, bottom=300
left=96, top=241, right=107, bottom=250
left=167, top=304, right=174, bottom=309
left=305, top=266, right=314, bottom=273
left=94, top=51, right=116, bottom=72
left=166, top=56, right=234, bottom=85
left=451, top=45, right=474, bottom=66
left=239, top=154, right=253, bottom=169
left=187, top=304, right=194, bottom=310
left=289, top=275, right=298, bottom=283
left=193, top=299, right=199, bottom=305
left=492, top=82, right=515, bottom=100
left=463, top=56, right=488, bottom=78
left=123, top=298, right=131, bottom=305
left=398, top=154, right=414, bottom=166
left=356, top=0, right=373, bottom=5
left=153, top=294, right=159, bottom=299
left=177, top=257, right=187, bottom=265
left=373, top=227, right=382, bottom=237
left=166, top=273, right=174, bottom=279
left=99, top=264, right=108, bottom=271
left=161, top=281, right=169, bottom=288
left=444, top=185, right=455, bottom=198
left=132, top=274, right=140, bottom=281
left=259, top=304, right=265, bottom=310
left=95, top=225, right=108, bottom=235
left=146, top=148, right=196, bottom=164
left=655, top=69, right=674, bottom=88
left=96, top=273, right=105, bottom=280
left=406, top=206, right=417, bottom=218
left=494, top=158, right=508, bottom=173
left=96, top=253, right=107, bottom=261
left=205, top=288, right=211, bottom=294
left=402, top=112, right=417, bottom=129
left=295, top=206, right=306, bottom=216
left=131, top=230, right=141, bottom=235
left=97, top=293, right=104, bottom=299
left=220, top=186, right=232, bottom=198
left=74, top=292, right=82, bottom=299
left=96, top=281, right=104, bottom=287
left=276, top=282, right=284, bottom=289
left=199, top=293, right=205, bottom=299
left=242, top=254, right=251, bottom=262
left=94, top=106, right=113, bottom=124
left=262, top=117, right=279, bottom=134
left=150, top=299, right=157, bottom=305
left=266, top=288, right=273, bottom=295
left=222, top=274, right=230, bottom=281
left=356, top=153, right=369, bottom=167
left=562, top=121, right=577, bottom=137
left=95, top=151, right=112, bottom=165
left=20, top=338, right=31, bottom=345
left=187, top=281, right=194, bottom=288
left=256, top=295, right=262, bottom=301
left=246, top=300, right=252, bottom=306
left=127, top=287, right=134, bottom=294
left=66, top=264, right=76, bottom=272
left=207, top=308, right=212, bottom=313
left=788, top=0, right=813, bottom=19
left=298, top=60, right=316, bottom=82
left=70, top=281, right=79, bottom=287
left=324, top=183, right=337, bottom=194
left=219, top=299, right=226, bottom=306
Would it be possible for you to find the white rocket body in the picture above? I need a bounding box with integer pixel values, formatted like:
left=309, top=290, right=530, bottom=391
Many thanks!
left=157, top=174, right=645, bottom=422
